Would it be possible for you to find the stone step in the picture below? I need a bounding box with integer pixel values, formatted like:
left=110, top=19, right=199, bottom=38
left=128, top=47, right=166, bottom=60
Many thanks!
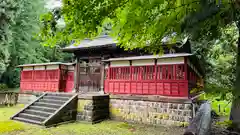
left=24, top=109, right=52, bottom=117
left=18, top=113, right=47, bottom=122
left=39, top=99, right=66, bottom=105
left=12, top=93, right=78, bottom=127
left=43, top=96, right=70, bottom=101
left=13, top=117, right=42, bottom=125
left=46, top=93, right=74, bottom=98
left=29, top=106, right=57, bottom=113
left=34, top=102, right=62, bottom=109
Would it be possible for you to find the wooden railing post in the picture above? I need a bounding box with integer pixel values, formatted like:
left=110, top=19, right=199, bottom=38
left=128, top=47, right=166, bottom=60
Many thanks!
left=154, top=59, right=157, bottom=95
left=130, top=60, right=132, bottom=93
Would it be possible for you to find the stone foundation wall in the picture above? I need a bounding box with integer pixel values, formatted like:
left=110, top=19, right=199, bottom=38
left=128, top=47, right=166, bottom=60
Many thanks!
left=77, top=94, right=109, bottom=123
left=110, top=95, right=195, bottom=126
left=18, top=93, right=38, bottom=104
left=0, top=92, right=18, bottom=105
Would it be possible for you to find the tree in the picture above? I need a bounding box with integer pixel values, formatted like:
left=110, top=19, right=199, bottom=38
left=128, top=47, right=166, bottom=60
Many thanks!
left=0, top=0, right=72, bottom=88
left=39, top=0, right=240, bottom=127
left=192, top=24, right=237, bottom=100
left=0, top=0, right=48, bottom=87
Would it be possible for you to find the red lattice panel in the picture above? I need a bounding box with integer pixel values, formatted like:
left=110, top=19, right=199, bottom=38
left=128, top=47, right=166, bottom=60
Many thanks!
left=21, top=71, right=33, bottom=81
left=33, top=70, right=46, bottom=81
left=46, top=70, right=60, bottom=81
left=104, top=64, right=190, bottom=97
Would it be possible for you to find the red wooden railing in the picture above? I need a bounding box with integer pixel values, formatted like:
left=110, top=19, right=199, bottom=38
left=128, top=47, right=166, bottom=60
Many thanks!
left=20, top=69, right=61, bottom=92
left=104, top=64, right=192, bottom=97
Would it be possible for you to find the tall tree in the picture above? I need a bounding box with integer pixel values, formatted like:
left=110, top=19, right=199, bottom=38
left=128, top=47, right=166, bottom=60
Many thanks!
left=0, top=0, right=72, bottom=88
left=0, top=0, right=48, bottom=87
left=192, top=24, right=237, bottom=99
left=39, top=0, right=240, bottom=128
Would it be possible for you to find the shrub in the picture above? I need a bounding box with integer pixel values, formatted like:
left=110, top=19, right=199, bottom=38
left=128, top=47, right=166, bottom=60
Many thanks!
left=0, top=83, right=8, bottom=91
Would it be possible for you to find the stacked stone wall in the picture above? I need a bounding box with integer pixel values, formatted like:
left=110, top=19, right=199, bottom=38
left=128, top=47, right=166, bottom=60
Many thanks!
left=0, top=92, right=18, bottom=105
left=77, top=94, right=109, bottom=123
left=110, top=98, right=194, bottom=126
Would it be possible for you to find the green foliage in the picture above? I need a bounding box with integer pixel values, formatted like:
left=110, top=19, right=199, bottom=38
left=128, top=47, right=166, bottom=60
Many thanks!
left=0, top=0, right=73, bottom=88
left=190, top=23, right=238, bottom=100
left=39, top=0, right=207, bottom=49
left=39, top=0, right=239, bottom=49
left=200, top=93, right=232, bottom=116
left=0, top=84, right=8, bottom=90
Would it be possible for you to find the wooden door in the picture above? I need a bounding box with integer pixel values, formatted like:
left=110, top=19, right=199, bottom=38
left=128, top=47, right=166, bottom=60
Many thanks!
left=79, top=59, right=101, bottom=93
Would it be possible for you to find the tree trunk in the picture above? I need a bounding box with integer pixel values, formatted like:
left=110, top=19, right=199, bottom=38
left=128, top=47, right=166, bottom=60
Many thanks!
left=229, top=21, right=240, bottom=130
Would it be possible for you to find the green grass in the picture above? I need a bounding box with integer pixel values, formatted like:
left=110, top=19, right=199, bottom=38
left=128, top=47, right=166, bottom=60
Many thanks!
left=0, top=104, right=25, bottom=134
left=0, top=105, right=184, bottom=135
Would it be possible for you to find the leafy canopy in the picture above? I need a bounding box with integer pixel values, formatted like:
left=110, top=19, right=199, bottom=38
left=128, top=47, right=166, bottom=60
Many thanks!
left=40, top=0, right=238, bottom=50
left=0, top=0, right=72, bottom=88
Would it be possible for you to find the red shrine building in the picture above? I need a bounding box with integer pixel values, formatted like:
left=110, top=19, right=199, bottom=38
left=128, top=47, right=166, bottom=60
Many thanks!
left=15, top=35, right=205, bottom=126
left=18, top=62, right=75, bottom=93
left=19, top=35, right=204, bottom=98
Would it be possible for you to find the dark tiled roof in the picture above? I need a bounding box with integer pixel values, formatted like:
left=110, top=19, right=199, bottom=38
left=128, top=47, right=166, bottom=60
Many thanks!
left=62, top=35, right=117, bottom=51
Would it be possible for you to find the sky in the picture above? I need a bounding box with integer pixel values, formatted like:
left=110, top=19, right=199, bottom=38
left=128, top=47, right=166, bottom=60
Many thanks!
left=45, top=0, right=62, bottom=10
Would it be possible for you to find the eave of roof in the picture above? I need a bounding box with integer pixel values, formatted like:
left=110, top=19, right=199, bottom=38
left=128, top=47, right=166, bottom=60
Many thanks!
left=17, top=62, right=75, bottom=67
left=102, top=53, right=193, bottom=62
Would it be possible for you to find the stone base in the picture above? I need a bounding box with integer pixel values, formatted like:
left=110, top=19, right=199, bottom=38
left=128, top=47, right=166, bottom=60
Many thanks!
left=77, top=94, right=109, bottom=123
left=0, top=92, right=18, bottom=105
left=18, top=93, right=37, bottom=104
left=109, top=95, right=197, bottom=126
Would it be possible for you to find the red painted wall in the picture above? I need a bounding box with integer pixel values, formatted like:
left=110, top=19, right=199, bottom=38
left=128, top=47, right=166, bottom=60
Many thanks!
left=64, top=71, right=74, bottom=92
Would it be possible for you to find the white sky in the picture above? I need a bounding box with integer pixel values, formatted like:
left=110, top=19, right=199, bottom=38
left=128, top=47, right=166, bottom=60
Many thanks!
left=45, top=0, right=62, bottom=10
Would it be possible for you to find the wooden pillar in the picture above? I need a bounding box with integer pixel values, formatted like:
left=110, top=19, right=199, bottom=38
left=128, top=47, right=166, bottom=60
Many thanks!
left=74, top=57, right=80, bottom=93
left=184, top=57, right=188, bottom=80
left=184, top=57, right=189, bottom=97
left=100, top=57, right=105, bottom=94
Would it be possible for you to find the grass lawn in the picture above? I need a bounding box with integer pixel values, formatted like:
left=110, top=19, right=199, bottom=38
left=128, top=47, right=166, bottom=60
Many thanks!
left=0, top=105, right=184, bottom=135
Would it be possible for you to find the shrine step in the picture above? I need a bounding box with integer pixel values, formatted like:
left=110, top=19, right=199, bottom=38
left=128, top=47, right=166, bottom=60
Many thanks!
left=24, top=109, right=52, bottom=117
left=13, top=117, right=42, bottom=125
left=11, top=93, right=78, bottom=127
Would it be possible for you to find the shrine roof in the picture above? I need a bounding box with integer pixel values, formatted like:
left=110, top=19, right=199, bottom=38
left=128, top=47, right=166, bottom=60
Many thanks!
left=61, top=35, right=190, bottom=53
left=62, top=35, right=117, bottom=52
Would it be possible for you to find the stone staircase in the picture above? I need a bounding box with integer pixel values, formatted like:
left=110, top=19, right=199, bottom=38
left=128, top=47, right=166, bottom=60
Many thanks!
left=11, top=93, right=78, bottom=127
